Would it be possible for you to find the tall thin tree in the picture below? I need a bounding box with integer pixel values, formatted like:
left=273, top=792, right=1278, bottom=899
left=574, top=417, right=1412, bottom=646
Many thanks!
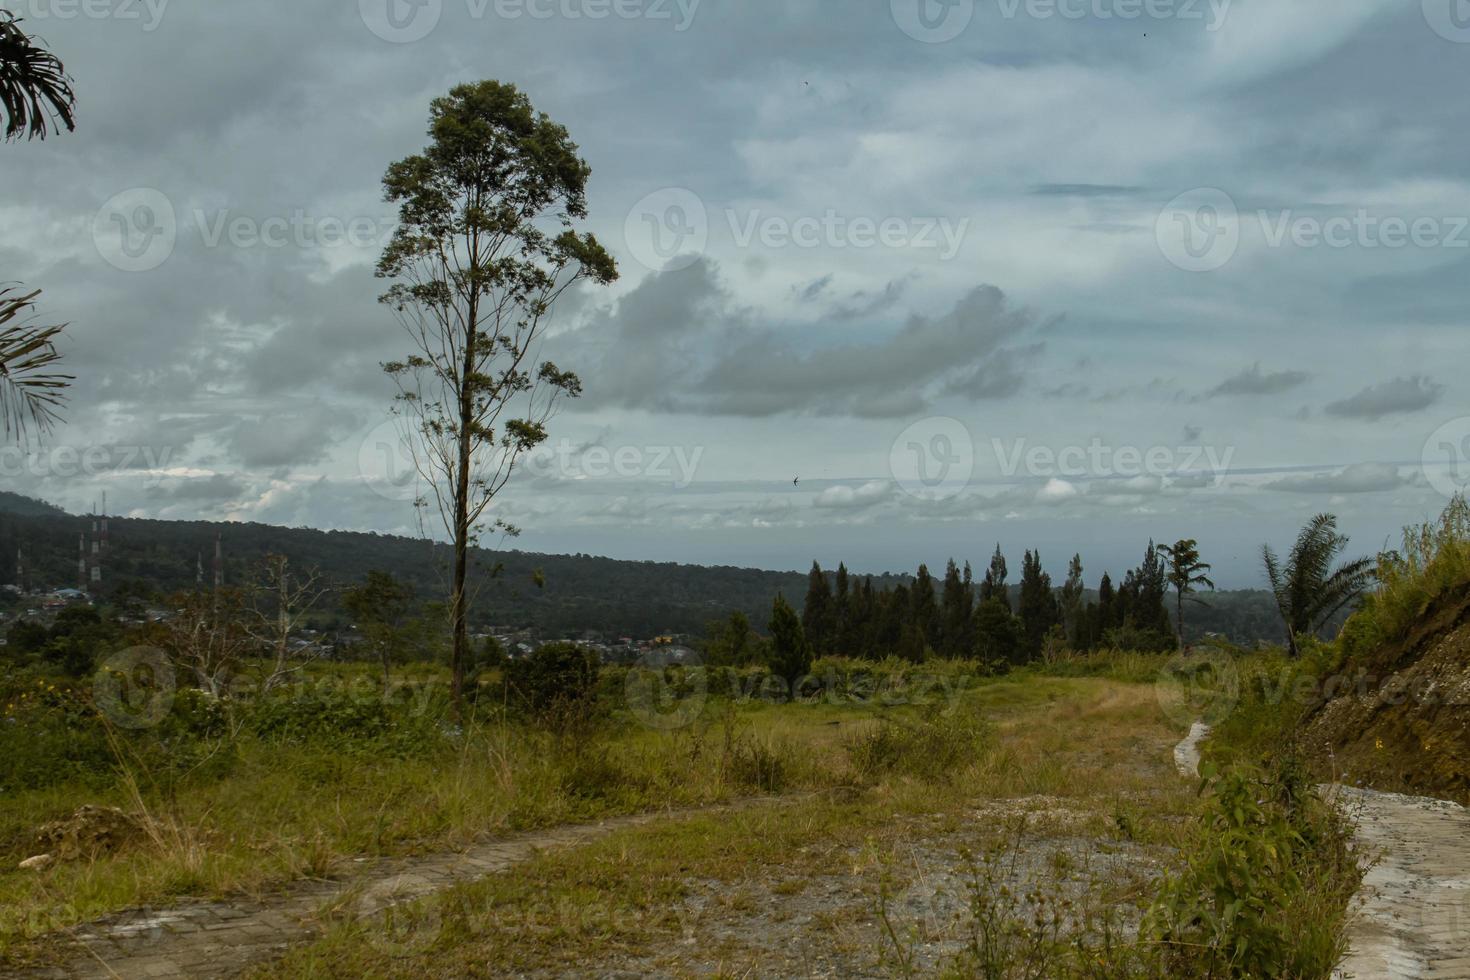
left=376, top=81, right=617, bottom=715
left=1159, top=539, right=1214, bottom=649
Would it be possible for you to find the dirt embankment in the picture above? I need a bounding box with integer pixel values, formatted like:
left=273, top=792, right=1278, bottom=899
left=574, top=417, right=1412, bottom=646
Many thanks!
left=1299, top=587, right=1470, bottom=805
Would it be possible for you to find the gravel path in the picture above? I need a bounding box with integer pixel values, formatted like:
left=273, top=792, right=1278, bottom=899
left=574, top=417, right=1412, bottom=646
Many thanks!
left=1332, top=786, right=1470, bottom=980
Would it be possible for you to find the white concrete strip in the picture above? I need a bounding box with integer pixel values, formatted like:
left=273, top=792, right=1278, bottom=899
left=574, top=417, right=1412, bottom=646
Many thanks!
left=1333, top=786, right=1470, bottom=980
left=1172, top=721, right=1210, bottom=778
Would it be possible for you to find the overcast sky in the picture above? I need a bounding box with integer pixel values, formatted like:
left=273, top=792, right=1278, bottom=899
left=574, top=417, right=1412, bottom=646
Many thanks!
left=4, top=0, right=1469, bottom=586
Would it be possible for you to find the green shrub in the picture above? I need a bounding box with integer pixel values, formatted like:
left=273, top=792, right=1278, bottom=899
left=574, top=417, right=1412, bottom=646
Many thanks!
left=501, top=642, right=601, bottom=725
left=1146, top=759, right=1359, bottom=979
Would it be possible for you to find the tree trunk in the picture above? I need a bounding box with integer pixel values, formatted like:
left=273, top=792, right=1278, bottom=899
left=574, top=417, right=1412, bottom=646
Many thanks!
left=450, top=429, right=471, bottom=721
left=450, top=313, right=477, bottom=722
left=1176, top=590, right=1185, bottom=650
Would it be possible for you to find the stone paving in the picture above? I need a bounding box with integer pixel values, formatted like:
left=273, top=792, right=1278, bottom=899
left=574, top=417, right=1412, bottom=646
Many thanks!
left=1333, top=786, right=1470, bottom=980
left=18, top=799, right=791, bottom=980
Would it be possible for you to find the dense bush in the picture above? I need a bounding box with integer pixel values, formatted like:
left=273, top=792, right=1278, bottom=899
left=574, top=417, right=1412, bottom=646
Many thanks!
left=1147, top=758, right=1359, bottom=978
left=501, top=642, right=601, bottom=724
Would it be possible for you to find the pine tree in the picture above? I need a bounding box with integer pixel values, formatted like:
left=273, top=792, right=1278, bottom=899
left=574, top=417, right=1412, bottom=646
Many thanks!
left=833, top=562, right=851, bottom=654
left=801, top=561, right=833, bottom=657
left=1060, top=553, right=1084, bottom=642
left=1097, top=572, right=1115, bottom=631
left=973, top=597, right=1020, bottom=669
left=768, top=594, right=812, bottom=681
left=940, top=558, right=974, bottom=658
left=876, top=583, right=907, bottom=657
left=1017, top=550, right=1059, bottom=661
left=980, top=544, right=1010, bottom=612
left=910, top=563, right=938, bottom=655
left=854, top=576, right=877, bottom=658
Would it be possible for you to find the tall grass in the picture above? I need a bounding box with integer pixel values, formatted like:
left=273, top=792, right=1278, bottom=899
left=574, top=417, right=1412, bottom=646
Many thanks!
left=1341, top=494, right=1470, bottom=660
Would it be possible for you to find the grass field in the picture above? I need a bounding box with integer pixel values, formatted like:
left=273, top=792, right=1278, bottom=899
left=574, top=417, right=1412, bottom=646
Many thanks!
left=3, top=652, right=1361, bottom=977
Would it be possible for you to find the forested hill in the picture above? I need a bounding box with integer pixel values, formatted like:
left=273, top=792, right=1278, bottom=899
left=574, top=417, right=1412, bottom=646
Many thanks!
left=0, top=493, right=1293, bottom=643
left=0, top=496, right=852, bottom=635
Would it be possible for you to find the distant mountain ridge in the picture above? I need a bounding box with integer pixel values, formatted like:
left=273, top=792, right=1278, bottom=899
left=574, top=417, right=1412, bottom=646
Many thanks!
left=0, top=503, right=1294, bottom=643
left=0, top=491, right=67, bottom=518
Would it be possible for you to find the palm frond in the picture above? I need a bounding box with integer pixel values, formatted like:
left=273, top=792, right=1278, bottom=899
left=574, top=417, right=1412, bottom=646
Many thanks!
left=0, top=12, right=76, bottom=141
left=1262, top=513, right=1374, bottom=654
left=0, top=286, right=71, bottom=440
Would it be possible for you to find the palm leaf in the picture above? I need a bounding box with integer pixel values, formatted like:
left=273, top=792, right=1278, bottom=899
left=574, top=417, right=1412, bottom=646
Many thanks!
left=1262, top=513, right=1374, bottom=655
left=0, top=12, right=76, bottom=141
left=0, top=286, right=71, bottom=440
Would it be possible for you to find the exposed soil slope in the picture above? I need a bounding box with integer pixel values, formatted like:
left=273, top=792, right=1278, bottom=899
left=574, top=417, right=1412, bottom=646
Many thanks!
left=1301, top=587, right=1470, bottom=805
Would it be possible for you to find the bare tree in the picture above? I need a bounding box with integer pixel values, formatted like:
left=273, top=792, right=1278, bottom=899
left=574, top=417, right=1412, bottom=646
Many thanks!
left=244, top=554, right=331, bottom=694
left=161, top=588, right=251, bottom=698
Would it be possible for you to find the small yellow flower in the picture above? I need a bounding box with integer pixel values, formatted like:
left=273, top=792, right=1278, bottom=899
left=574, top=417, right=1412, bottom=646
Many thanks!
left=1375, top=738, right=1384, bottom=750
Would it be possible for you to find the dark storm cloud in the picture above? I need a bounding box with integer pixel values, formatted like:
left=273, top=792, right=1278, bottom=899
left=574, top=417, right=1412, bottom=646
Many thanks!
left=1264, top=463, right=1410, bottom=495
left=1324, top=376, right=1443, bottom=421
left=1203, top=364, right=1311, bottom=399
left=144, top=473, right=247, bottom=505
left=3, top=0, right=1464, bottom=582
left=562, top=261, right=1047, bottom=418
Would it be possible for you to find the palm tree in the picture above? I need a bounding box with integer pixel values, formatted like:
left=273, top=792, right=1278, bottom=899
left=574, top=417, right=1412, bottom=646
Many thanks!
left=2, top=11, right=74, bottom=440
left=1262, top=514, right=1374, bottom=656
left=1159, top=538, right=1214, bottom=649
left=0, top=286, right=69, bottom=439
left=1, top=10, right=76, bottom=141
